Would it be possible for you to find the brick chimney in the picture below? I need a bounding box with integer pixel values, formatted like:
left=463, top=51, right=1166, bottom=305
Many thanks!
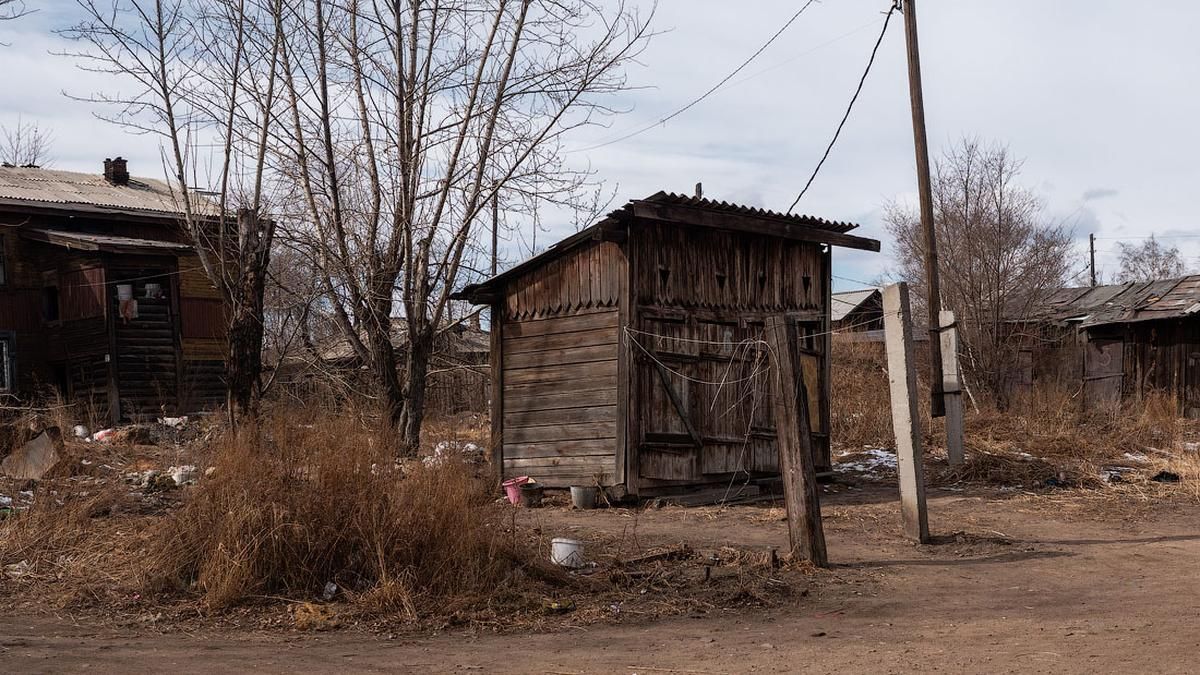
left=104, top=157, right=129, bottom=186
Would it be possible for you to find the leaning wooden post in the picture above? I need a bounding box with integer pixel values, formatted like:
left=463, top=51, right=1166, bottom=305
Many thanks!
left=939, top=310, right=965, bottom=466
left=882, top=283, right=930, bottom=543
left=764, top=315, right=828, bottom=567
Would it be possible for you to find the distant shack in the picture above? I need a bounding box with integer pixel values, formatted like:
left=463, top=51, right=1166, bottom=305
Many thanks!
left=455, top=191, right=879, bottom=496
left=1008, top=276, right=1200, bottom=416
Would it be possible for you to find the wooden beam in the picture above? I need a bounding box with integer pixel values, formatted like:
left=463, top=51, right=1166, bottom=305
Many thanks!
left=882, top=283, right=929, bottom=543
left=489, top=301, right=505, bottom=479
left=629, top=202, right=881, bottom=252
left=764, top=314, right=828, bottom=567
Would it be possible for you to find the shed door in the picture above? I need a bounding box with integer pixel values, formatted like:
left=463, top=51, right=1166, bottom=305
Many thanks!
left=1084, top=337, right=1123, bottom=408
left=634, top=315, right=823, bottom=483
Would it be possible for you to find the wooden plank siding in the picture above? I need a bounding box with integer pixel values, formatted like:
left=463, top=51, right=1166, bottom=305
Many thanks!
left=499, top=307, right=620, bottom=487
left=493, top=238, right=626, bottom=488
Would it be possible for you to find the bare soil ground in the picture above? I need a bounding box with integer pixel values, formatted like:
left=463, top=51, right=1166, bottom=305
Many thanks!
left=5, top=482, right=1200, bottom=674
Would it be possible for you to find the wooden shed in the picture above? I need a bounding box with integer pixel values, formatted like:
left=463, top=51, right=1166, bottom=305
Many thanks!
left=456, top=192, right=879, bottom=496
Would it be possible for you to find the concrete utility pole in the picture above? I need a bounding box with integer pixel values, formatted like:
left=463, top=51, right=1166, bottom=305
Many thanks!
left=900, top=0, right=945, bottom=418
left=1089, top=233, right=1097, bottom=287
left=883, top=283, right=930, bottom=543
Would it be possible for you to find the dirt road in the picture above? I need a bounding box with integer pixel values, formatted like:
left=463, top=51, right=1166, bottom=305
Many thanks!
left=4, top=488, right=1200, bottom=673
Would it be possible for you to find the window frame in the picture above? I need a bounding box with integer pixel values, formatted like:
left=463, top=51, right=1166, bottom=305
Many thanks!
left=0, top=331, right=14, bottom=395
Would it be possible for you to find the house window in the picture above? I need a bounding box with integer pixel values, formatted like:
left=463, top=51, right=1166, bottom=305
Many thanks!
left=42, top=271, right=59, bottom=323
left=0, top=332, right=13, bottom=394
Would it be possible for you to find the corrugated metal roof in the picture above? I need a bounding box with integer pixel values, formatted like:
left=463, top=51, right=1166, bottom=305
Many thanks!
left=1024, top=275, right=1200, bottom=327
left=454, top=191, right=873, bottom=303
left=640, top=191, right=860, bottom=234
left=0, top=166, right=192, bottom=216
left=831, top=288, right=880, bottom=322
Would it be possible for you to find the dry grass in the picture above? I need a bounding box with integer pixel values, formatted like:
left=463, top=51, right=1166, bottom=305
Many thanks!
left=142, top=408, right=560, bottom=616
left=831, top=341, right=1198, bottom=490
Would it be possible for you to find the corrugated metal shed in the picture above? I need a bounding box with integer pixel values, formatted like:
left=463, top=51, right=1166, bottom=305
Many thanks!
left=0, top=166, right=197, bottom=216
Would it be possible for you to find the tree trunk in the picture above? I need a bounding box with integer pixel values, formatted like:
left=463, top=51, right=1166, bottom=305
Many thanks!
left=398, top=332, right=433, bottom=455
left=224, top=210, right=270, bottom=426
left=367, top=320, right=405, bottom=432
left=225, top=299, right=264, bottom=422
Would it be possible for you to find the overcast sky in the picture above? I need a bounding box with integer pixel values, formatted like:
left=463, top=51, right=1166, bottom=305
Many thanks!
left=3, top=1, right=1198, bottom=291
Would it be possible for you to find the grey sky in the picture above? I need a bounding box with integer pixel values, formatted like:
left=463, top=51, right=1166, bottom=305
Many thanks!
left=3, top=1, right=1198, bottom=290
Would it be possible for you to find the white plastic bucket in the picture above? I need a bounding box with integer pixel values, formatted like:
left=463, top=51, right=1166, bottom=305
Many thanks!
left=550, top=537, right=584, bottom=568
left=116, top=284, right=134, bottom=301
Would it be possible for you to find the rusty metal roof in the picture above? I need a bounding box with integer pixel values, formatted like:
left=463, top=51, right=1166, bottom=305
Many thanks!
left=0, top=166, right=194, bottom=217
left=1024, top=275, right=1200, bottom=327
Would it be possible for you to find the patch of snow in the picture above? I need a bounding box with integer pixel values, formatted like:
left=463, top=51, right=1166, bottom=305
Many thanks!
left=1180, top=441, right=1200, bottom=453
left=1123, top=452, right=1149, bottom=464
left=424, top=440, right=485, bottom=466
left=0, top=495, right=11, bottom=507
left=834, top=448, right=899, bottom=474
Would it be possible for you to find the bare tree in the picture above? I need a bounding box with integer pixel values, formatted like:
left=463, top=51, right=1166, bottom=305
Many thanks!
left=0, top=118, right=53, bottom=167
left=272, top=1, right=652, bottom=450
left=63, top=0, right=284, bottom=425
left=885, top=138, right=1075, bottom=397
left=1116, top=235, right=1190, bottom=282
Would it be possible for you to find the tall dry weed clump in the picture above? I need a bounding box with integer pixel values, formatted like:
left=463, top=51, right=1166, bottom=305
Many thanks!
left=830, top=340, right=894, bottom=449
left=830, top=339, right=934, bottom=449
left=144, top=409, right=554, bottom=613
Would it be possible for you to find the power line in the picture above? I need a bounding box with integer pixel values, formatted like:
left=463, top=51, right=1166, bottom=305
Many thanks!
left=570, top=0, right=820, bottom=154
left=1093, top=234, right=1200, bottom=241
left=787, top=2, right=899, bottom=214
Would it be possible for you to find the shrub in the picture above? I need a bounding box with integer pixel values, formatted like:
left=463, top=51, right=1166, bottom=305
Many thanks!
left=143, top=409, right=557, bottom=612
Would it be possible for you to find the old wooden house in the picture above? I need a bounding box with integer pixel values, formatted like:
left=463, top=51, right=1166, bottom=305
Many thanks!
left=0, top=160, right=226, bottom=422
left=1010, top=275, right=1200, bottom=416
left=456, top=192, right=879, bottom=496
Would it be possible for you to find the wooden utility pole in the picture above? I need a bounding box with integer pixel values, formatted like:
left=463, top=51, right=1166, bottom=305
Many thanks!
left=764, top=315, right=828, bottom=567
left=901, top=0, right=945, bottom=418
left=883, top=283, right=930, bottom=543
left=1089, top=233, right=1097, bottom=287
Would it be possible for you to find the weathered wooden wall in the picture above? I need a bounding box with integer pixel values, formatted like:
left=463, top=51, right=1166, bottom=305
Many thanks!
left=175, top=256, right=226, bottom=411
left=1124, top=319, right=1200, bottom=418
left=497, top=241, right=624, bottom=487
left=0, top=214, right=226, bottom=417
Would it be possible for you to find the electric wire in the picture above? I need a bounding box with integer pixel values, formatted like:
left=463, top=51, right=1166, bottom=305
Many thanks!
left=787, top=2, right=899, bottom=214
left=570, top=0, right=820, bottom=154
